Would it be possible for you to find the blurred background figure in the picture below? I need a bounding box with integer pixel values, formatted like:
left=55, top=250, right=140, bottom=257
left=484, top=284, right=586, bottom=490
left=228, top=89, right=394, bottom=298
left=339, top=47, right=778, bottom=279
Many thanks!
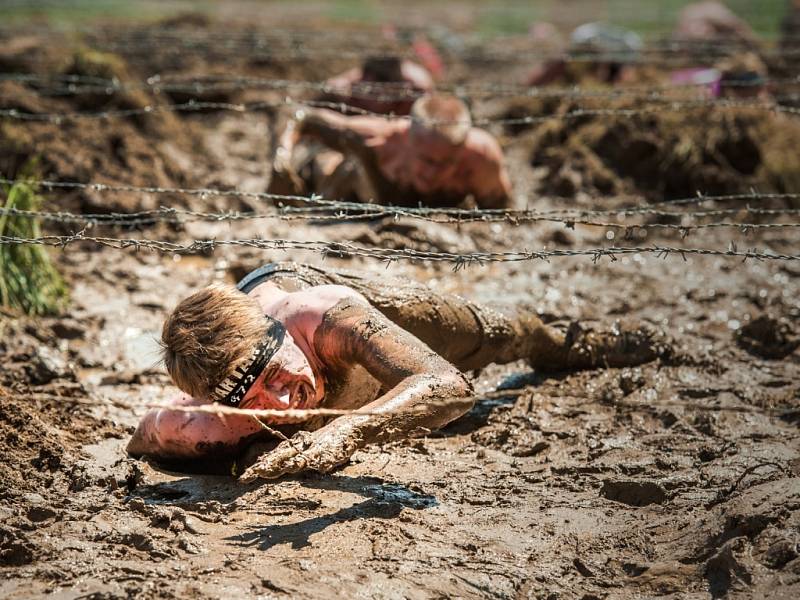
left=569, top=22, right=643, bottom=84
left=526, top=22, right=642, bottom=86
left=323, top=55, right=434, bottom=116
left=269, top=94, right=513, bottom=208
left=715, top=52, right=769, bottom=99
left=270, top=54, right=435, bottom=200
left=524, top=22, right=566, bottom=86
left=673, top=0, right=758, bottom=48
left=670, top=2, right=767, bottom=98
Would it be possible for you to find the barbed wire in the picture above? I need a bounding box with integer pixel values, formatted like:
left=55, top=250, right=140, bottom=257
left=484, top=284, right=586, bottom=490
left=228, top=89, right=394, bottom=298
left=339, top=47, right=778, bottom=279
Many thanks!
left=74, top=47, right=800, bottom=70
left=1, top=233, right=796, bottom=266
left=5, top=22, right=794, bottom=45
left=2, top=204, right=800, bottom=237
left=3, top=178, right=799, bottom=220
left=5, top=72, right=799, bottom=105
left=36, top=384, right=794, bottom=419
left=78, top=27, right=776, bottom=47
left=0, top=177, right=800, bottom=212
left=77, top=31, right=800, bottom=63
left=5, top=72, right=797, bottom=94
left=1, top=96, right=798, bottom=126
left=5, top=21, right=800, bottom=67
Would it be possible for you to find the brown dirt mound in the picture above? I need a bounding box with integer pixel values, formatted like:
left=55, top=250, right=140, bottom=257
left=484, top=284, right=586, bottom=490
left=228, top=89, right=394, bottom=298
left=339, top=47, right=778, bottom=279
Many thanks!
left=0, top=40, right=211, bottom=216
left=0, top=319, right=110, bottom=499
left=515, top=99, right=800, bottom=199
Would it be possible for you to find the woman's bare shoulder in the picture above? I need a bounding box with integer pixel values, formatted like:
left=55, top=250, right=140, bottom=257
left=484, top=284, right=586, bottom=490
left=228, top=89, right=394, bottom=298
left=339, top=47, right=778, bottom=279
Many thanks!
left=270, top=285, right=369, bottom=330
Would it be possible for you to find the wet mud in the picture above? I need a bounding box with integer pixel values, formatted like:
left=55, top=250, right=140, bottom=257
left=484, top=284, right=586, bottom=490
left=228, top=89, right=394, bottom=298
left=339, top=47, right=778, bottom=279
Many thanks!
left=1, top=16, right=799, bottom=600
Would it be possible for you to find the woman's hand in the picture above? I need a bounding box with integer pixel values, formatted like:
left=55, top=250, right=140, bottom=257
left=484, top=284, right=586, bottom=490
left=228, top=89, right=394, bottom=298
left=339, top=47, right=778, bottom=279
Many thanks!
left=238, top=425, right=361, bottom=481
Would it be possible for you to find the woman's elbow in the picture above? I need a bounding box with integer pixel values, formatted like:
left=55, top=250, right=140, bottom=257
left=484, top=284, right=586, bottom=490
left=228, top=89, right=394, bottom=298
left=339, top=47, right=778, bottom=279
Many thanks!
left=127, top=411, right=160, bottom=457
left=126, top=409, right=201, bottom=460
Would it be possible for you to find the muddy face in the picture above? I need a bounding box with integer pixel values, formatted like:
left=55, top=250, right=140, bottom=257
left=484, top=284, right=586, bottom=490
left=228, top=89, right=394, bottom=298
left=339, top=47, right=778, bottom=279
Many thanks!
left=240, top=332, right=318, bottom=411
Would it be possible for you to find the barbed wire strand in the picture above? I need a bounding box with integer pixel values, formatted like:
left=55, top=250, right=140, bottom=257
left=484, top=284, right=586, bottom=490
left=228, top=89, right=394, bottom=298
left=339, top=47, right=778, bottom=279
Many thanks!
left=32, top=384, right=794, bottom=418
left=4, top=72, right=798, bottom=102
left=2, top=178, right=799, bottom=220
left=1, top=97, right=798, bottom=126
left=6, top=22, right=796, bottom=45
left=75, top=27, right=781, bottom=48
left=78, top=35, right=800, bottom=63
left=2, top=204, right=800, bottom=234
left=1, top=233, right=796, bottom=266
left=5, top=71, right=795, bottom=90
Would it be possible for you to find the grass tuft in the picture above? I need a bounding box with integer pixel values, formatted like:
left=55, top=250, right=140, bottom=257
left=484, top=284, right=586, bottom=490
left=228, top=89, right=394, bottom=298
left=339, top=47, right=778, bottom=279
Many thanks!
left=0, top=178, right=68, bottom=316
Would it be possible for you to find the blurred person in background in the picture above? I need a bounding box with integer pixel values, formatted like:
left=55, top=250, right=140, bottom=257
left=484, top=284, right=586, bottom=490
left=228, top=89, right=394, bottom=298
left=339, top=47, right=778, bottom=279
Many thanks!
left=268, top=93, right=513, bottom=208
left=526, top=22, right=642, bottom=86
left=322, top=55, right=434, bottom=116
left=671, top=2, right=768, bottom=98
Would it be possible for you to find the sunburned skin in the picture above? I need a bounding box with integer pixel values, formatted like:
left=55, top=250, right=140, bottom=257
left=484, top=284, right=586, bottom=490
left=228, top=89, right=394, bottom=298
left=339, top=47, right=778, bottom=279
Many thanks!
left=128, top=263, right=668, bottom=479
left=274, top=108, right=513, bottom=209
left=127, top=282, right=366, bottom=458
left=127, top=277, right=472, bottom=476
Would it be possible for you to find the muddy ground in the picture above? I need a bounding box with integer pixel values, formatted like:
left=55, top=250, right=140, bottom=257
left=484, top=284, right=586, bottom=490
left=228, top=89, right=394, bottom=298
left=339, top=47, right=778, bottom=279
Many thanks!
left=1, top=12, right=800, bottom=600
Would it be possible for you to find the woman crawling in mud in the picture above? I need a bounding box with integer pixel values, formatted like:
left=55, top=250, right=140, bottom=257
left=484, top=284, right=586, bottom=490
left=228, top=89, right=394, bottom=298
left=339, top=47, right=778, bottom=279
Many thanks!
left=128, top=262, right=667, bottom=482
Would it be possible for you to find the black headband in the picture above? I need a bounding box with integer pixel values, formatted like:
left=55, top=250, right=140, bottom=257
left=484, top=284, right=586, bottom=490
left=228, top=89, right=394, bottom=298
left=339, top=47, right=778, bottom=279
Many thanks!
left=211, top=316, right=286, bottom=408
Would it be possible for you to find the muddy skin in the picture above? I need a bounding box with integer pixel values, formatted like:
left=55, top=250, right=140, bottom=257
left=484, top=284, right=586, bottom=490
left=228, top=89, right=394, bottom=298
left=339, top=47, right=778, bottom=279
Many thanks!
left=269, top=110, right=513, bottom=208
left=240, top=295, right=474, bottom=480
left=239, top=262, right=667, bottom=480
left=255, top=262, right=666, bottom=373
left=297, top=114, right=468, bottom=207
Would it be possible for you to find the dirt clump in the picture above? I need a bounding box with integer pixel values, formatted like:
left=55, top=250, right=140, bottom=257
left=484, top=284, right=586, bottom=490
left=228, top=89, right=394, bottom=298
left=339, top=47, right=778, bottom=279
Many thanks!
left=518, top=99, right=800, bottom=199
left=736, top=314, right=800, bottom=359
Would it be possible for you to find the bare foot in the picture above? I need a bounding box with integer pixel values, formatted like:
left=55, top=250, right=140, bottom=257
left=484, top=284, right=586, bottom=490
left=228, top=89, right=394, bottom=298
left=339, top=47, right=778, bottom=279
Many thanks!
left=565, top=320, right=670, bottom=369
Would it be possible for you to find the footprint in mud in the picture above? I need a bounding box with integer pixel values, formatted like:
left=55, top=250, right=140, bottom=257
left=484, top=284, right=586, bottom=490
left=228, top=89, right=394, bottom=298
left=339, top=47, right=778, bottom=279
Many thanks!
left=600, top=479, right=668, bottom=507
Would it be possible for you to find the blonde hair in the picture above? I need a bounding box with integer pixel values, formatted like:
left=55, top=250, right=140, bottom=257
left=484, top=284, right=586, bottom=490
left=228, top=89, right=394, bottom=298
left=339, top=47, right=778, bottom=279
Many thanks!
left=410, top=94, right=472, bottom=145
left=161, top=283, right=267, bottom=400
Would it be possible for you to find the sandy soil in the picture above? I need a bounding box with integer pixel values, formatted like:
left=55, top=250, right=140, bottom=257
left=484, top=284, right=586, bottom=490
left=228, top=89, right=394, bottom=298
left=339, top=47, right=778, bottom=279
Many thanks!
left=1, top=16, right=799, bottom=600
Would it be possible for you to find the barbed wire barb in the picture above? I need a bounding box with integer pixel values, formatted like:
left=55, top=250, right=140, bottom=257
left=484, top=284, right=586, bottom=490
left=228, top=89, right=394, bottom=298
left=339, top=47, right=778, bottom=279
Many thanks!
left=0, top=233, right=797, bottom=263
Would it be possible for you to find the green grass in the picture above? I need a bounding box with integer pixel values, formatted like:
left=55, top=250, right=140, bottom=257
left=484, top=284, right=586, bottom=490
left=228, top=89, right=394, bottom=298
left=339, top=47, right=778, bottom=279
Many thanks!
left=449, top=0, right=789, bottom=40
left=0, top=1, right=787, bottom=38
left=604, top=0, right=787, bottom=39
left=325, top=0, right=379, bottom=24
left=0, top=0, right=205, bottom=26
left=0, top=179, right=68, bottom=316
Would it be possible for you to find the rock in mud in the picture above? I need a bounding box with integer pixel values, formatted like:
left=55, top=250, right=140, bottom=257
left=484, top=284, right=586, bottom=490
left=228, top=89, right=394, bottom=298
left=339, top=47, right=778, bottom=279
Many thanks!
left=618, top=367, right=645, bottom=396
left=24, top=346, right=70, bottom=385
left=736, top=315, right=799, bottom=360
left=509, top=440, right=550, bottom=457
left=704, top=537, right=753, bottom=598
left=763, top=539, right=799, bottom=569
left=600, top=479, right=667, bottom=507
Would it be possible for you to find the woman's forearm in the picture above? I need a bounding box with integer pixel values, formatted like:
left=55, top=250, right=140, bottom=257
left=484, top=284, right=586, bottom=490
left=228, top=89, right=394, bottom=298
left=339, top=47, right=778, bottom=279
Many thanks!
left=314, top=372, right=473, bottom=450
